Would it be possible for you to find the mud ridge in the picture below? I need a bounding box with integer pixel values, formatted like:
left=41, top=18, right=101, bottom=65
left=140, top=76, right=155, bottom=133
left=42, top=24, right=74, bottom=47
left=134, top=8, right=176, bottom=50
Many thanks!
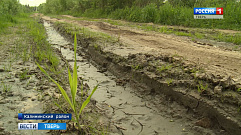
left=84, top=43, right=241, bottom=135
left=42, top=18, right=241, bottom=135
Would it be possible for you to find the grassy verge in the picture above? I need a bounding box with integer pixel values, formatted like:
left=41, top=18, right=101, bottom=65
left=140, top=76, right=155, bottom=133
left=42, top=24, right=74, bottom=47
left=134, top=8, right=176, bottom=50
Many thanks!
left=54, top=21, right=118, bottom=43
left=40, top=0, right=241, bottom=31
left=0, top=15, right=18, bottom=34
left=81, top=2, right=241, bottom=31
left=29, top=15, right=108, bottom=134
left=0, top=13, right=106, bottom=134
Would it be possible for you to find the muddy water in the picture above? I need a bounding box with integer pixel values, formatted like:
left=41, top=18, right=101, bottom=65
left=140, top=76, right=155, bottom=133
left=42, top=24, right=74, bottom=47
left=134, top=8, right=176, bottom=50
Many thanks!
left=44, top=21, right=197, bottom=135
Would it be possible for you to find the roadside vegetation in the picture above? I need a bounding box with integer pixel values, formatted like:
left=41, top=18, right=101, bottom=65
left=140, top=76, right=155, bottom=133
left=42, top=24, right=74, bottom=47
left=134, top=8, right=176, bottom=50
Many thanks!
left=39, top=0, right=241, bottom=31
left=0, top=0, right=35, bottom=34
left=1, top=0, right=240, bottom=134
left=0, top=0, right=102, bottom=134
left=36, top=34, right=98, bottom=132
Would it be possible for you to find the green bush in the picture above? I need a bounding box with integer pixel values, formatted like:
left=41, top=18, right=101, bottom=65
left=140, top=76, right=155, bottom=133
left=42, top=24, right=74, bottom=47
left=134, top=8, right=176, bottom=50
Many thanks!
left=0, top=0, right=22, bottom=34
left=39, top=0, right=241, bottom=31
left=126, top=6, right=141, bottom=22
left=156, top=2, right=175, bottom=24
left=141, top=3, right=157, bottom=23
left=82, top=8, right=107, bottom=18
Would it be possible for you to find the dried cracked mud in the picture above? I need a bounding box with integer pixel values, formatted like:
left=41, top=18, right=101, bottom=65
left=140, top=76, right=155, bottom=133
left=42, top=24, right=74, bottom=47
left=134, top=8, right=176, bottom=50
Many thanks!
left=41, top=13, right=241, bottom=135
left=1, top=13, right=240, bottom=135
left=0, top=27, right=49, bottom=135
left=44, top=20, right=216, bottom=135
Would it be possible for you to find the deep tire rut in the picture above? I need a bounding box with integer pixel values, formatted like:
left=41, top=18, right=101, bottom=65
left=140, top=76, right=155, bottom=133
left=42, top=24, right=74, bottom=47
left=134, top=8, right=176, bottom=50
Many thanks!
left=41, top=15, right=241, bottom=135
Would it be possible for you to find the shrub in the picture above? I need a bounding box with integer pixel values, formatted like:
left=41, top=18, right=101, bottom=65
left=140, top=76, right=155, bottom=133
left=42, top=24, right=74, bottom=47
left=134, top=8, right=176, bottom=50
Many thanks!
left=141, top=3, right=157, bottom=23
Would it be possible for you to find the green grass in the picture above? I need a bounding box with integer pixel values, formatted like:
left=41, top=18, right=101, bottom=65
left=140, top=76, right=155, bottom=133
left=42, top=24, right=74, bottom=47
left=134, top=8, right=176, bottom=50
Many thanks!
left=21, top=45, right=31, bottom=63
left=0, top=15, right=17, bottom=34
left=40, top=0, right=241, bottom=34
left=37, top=34, right=98, bottom=131
left=26, top=18, right=60, bottom=71
left=195, top=32, right=204, bottom=39
left=157, top=64, right=173, bottom=73
left=2, top=13, right=60, bottom=72
left=55, top=21, right=117, bottom=42
left=237, top=88, right=241, bottom=92
left=42, top=0, right=241, bottom=46
left=175, top=31, right=192, bottom=37
left=19, top=69, right=31, bottom=81
left=1, top=81, right=12, bottom=92
left=166, top=78, right=173, bottom=86
left=132, top=64, right=142, bottom=70
left=3, top=63, right=12, bottom=72
left=197, top=81, right=208, bottom=93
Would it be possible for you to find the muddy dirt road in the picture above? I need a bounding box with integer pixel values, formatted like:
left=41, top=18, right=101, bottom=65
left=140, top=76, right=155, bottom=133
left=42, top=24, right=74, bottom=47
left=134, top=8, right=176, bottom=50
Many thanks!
left=44, top=20, right=206, bottom=135
left=43, top=15, right=241, bottom=82
left=40, top=14, right=241, bottom=135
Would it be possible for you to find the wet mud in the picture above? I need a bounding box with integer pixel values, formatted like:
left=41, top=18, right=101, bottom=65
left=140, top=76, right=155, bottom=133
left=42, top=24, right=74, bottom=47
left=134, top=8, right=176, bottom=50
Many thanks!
left=42, top=18, right=238, bottom=135
left=44, top=21, right=196, bottom=135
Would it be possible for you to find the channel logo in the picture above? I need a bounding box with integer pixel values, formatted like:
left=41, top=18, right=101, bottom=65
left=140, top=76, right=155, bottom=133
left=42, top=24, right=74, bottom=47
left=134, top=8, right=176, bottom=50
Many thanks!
left=18, top=123, right=38, bottom=130
left=194, top=7, right=223, bottom=19
left=18, top=123, right=66, bottom=130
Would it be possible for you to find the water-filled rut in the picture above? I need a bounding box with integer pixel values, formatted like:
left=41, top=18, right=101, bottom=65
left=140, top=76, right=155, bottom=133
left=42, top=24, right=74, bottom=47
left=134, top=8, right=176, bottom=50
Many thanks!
left=43, top=21, right=211, bottom=135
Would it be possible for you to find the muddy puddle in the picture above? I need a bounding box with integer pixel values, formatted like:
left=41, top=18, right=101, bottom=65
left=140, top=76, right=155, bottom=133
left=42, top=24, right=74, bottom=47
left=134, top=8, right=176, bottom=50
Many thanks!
left=43, top=21, right=219, bottom=135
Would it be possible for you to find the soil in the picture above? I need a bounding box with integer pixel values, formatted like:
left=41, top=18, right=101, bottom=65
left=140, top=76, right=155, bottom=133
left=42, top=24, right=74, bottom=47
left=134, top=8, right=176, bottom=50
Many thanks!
left=0, top=26, right=50, bottom=135
left=39, top=13, right=241, bottom=135
left=43, top=21, right=215, bottom=135
left=38, top=12, right=241, bottom=134
left=42, top=15, right=241, bottom=77
left=1, top=13, right=240, bottom=135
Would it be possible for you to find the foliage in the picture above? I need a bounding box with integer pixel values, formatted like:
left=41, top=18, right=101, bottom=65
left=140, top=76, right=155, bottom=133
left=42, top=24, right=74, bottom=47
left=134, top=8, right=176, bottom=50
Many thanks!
left=197, top=81, right=208, bottom=93
left=1, top=81, right=12, bottom=92
left=141, top=3, right=157, bottom=23
left=237, top=88, right=241, bottom=92
left=157, top=64, right=172, bottom=73
left=19, top=69, right=31, bottom=81
left=37, top=34, right=98, bottom=131
left=0, top=0, right=21, bottom=15
left=0, top=0, right=34, bottom=34
left=168, top=0, right=196, bottom=7
left=27, top=19, right=60, bottom=70
left=39, top=0, right=241, bottom=31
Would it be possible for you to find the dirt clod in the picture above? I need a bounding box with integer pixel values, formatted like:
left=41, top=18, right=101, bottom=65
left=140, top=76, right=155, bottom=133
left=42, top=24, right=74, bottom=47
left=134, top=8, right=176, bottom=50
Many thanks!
left=195, top=117, right=212, bottom=128
left=214, top=85, right=223, bottom=94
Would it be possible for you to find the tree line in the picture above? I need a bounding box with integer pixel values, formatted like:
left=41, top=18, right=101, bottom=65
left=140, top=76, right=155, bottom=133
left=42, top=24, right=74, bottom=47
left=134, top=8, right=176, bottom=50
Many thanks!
left=39, top=0, right=233, bottom=14
left=0, top=0, right=35, bottom=33
left=38, top=0, right=241, bottom=30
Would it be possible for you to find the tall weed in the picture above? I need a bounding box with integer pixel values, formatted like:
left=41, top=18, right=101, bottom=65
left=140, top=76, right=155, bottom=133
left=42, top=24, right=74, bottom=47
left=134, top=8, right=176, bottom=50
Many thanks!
left=37, top=34, right=98, bottom=131
left=141, top=3, right=157, bottom=23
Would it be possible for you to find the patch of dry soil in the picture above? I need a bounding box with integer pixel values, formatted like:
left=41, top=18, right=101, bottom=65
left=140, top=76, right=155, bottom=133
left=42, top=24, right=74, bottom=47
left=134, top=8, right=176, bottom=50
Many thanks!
left=40, top=14, right=241, bottom=135
left=42, top=15, right=241, bottom=86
